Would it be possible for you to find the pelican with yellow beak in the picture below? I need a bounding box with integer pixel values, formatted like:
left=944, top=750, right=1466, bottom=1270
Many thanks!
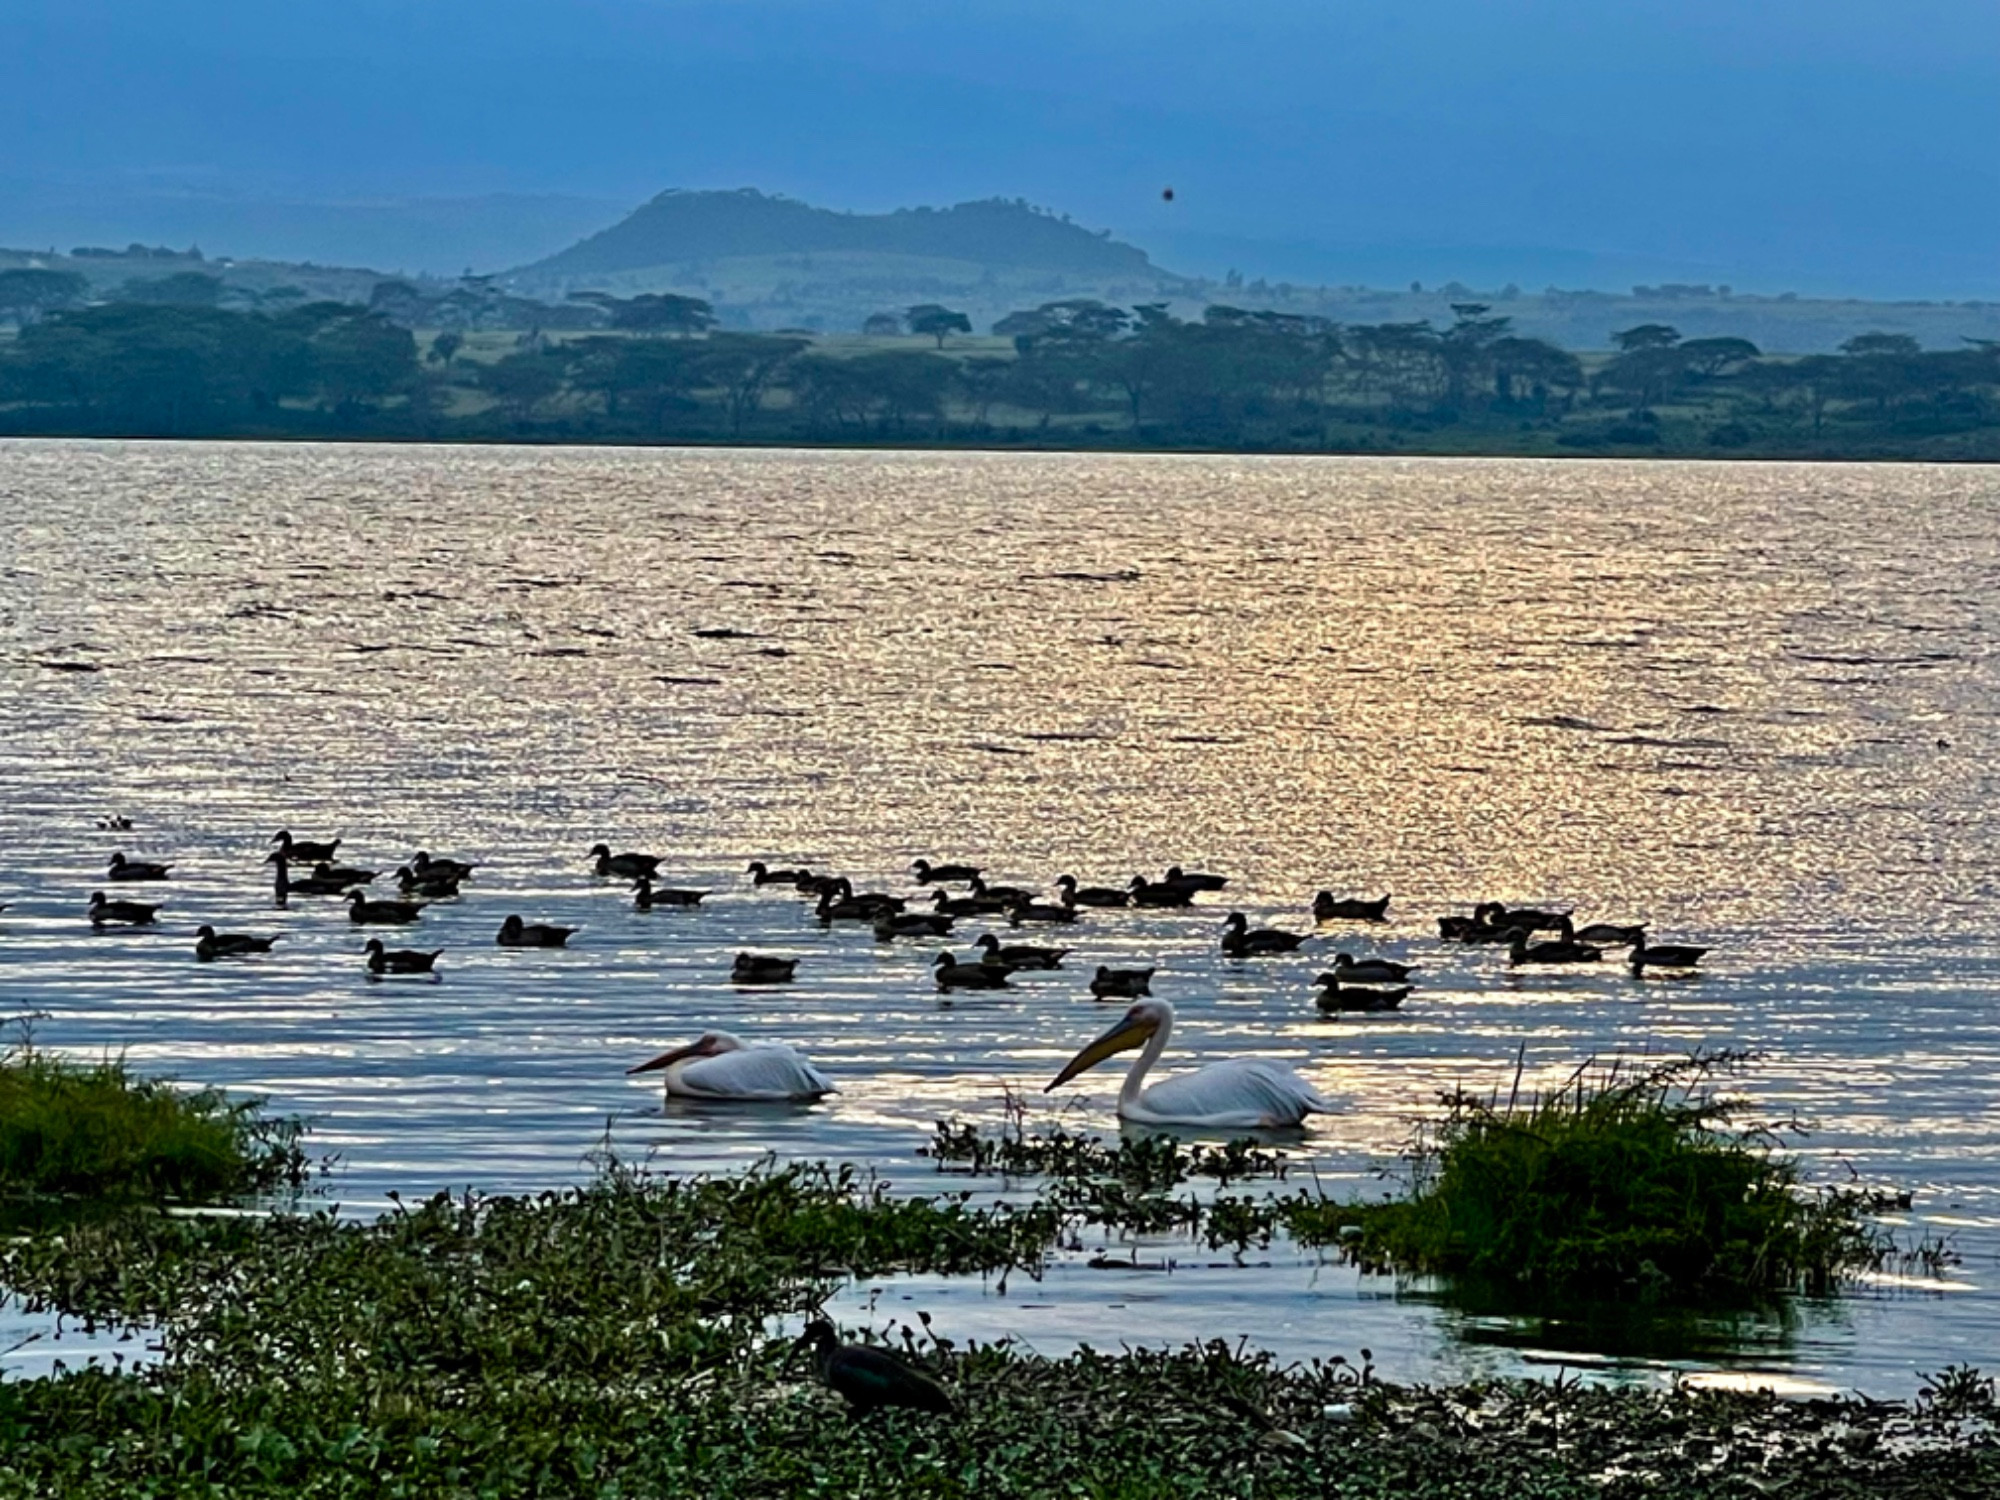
left=1044, top=999, right=1331, bottom=1128
left=627, top=1031, right=834, bottom=1101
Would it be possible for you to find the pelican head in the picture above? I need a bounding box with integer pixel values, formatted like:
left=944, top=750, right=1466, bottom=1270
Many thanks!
left=628, top=1030, right=744, bottom=1075
left=1046, top=999, right=1169, bottom=1091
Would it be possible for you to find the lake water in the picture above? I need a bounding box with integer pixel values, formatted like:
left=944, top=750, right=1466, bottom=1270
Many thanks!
left=2, top=440, right=1996, bottom=1393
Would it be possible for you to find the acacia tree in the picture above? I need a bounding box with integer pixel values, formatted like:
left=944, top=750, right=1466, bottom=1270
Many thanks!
left=906, top=304, right=972, bottom=348
left=0, top=268, right=88, bottom=325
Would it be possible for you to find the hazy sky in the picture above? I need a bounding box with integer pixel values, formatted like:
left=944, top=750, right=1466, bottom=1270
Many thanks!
left=10, top=1, right=2000, bottom=293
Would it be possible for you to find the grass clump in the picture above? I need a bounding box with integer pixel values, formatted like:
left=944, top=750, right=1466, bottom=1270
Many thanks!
left=1295, top=1051, right=1885, bottom=1297
left=0, top=1024, right=307, bottom=1218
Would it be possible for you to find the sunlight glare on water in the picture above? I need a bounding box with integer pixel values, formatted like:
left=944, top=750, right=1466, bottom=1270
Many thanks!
left=2, top=440, right=1997, bottom=1392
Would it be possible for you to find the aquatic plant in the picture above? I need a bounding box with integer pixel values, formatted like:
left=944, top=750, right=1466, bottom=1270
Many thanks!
left=0, top=1023, right=307, bottom=1219
left=1289, top=1051, right=1887, bottom=1296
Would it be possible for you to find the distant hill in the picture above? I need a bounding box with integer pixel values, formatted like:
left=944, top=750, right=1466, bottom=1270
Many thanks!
left=517, top=189, right=1162, bottom=280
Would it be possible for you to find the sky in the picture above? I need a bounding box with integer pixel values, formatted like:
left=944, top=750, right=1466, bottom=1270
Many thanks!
left=7, top=1, right=2000, bottom=294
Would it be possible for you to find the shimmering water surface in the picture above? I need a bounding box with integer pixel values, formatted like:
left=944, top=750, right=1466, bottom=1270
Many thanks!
left=2, top=441, right=1997, bottom=1392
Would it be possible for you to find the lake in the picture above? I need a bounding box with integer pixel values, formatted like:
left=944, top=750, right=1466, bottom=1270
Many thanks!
left=2, top=439, right=1995, bottom=1392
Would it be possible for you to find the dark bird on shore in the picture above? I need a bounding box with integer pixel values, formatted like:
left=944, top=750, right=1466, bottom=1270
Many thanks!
left=1314, top=975, right=1410, bottom=1014
left=1630, top=940, right=1709, bottom=976
left=933, top=951, right=1010, bottom=991
left=974, top=933, right=1069, bottom=970
left=107, top=852, right=171, bottom=882
left=1163, top=865, right=1228, bottom=892
left=732, top=952, right=798, bottom=985
left=634, top=877, right=707, bottom=909
left=271, top=830, right=341, bottom=864
left=1329, top=953, right=1416, bottom=984
left=394, top=866, right=461, bottom=899
left=1090, top=965, right=1156, bottom=1000
left=348, top=891, right=426, bottom=924
left=1054, top=874, right=1129, bottom=908
left=794, top=1319, right=955, bottom=1416
left=1313, top=891, right=1390, bottom=922
left=364, top=938, right=441, bottom=975
left=911, top=858, right=982, bottom=885
left=873, top=911, right=954, bottom=940
left=497, top=914, right=576, bottom=948
left=411, top=851, right=476, bottom=882
left=1127, top=876, right=1195, bottom=908
left=1220, top=912, right=1308, bottom=956
left=88, top=891, right=159, bottom=926
left=194, top=924, right=277, bottom=959
left=746, top=860, right=806, bottom=886
left=313, top=861, right=377, bottom=887
left=589, top=843, right=661, bottom=879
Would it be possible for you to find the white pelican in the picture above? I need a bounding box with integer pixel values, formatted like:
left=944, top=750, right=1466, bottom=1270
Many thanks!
left=1044, top=999, right=1331, bottom=1129
left=627, top=1031, right=833, bottom=1101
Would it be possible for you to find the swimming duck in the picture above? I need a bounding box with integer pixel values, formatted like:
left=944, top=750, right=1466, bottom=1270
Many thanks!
left=1163, top=865, right=1229, bottom=892
left=911, top=859, right=982, bottom=885
left=968, top=875, right=1036, bottom=905
left=1329, top=953, right=1417, bottom=984
left=313, top=861, right=378, bottom=888
left=746, top=860, right=806, bottom=886
left=411, top=851, right=476, bottom=882
left=363, top=938, right=442, bottom=975
left=792, top=869, right=849, bottom=898
left=1314, top=975, right=1410, bottom=1014
left=1006, top=898, right=1078, bottom=925
left=1313, top=891, right=1391, bottom=922
left=1220, top=912, right=1309, bottom=956
left=633, top=877, right=707, bottom=909
left=1127, top=876, right=1195, bottom=908
left=107, top=852, right=171, bottom=882
left=933, top=952, right=1010, bottom=991
left=394, top=865, right=461, bottom=899
left=731, top=952, right=798, bottom=985
left=271, top=830, right=341, bottom=864
left=1506, top=924, right=1602, bottom=966
left=497, top=914, right=577, bottom=948
left=87, top=891, right=160, bottom=926
left=1575, top=921, right=1647, bottom=947
left=1054, top=874, right=1130, bottom=908
left=929, top=887, right=1013, bottom=918
left=589, top=844, right=662, bottom=879
left=348, top=891, right=426, bottom=924
left=1438, top=904, right=1515, bottom=943
left=1485, top=903, right=1572, bottom=935
left=1630, top=940, right=1708, bottom=975
left=193, top=924, right=278, bottom=959
left=273, top=859, right=349, bottom=899
left=1090, top=965, right=1156, bottom=999
left=96, top=815, right=133, bottom=831
left=872, top=912, right=955, bottom=941
left=833, top=880, right=906, bottom=916
left=973, top=933, right=1070, bottom=970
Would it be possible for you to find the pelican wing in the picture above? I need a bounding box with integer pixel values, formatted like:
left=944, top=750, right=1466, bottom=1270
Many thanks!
left=679, top=1045, right=833, bottom=1101
left=1132, top=1059, right=1330, bottom=1129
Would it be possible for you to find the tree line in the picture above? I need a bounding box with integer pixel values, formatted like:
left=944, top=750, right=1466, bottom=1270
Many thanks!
left=5, top=278, right=2000, bottom=457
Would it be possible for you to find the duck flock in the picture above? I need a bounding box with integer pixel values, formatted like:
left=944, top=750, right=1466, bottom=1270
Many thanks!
left=56, top=825, right=1712, bottom=1132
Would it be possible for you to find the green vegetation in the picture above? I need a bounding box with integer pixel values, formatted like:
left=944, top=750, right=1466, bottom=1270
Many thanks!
left=8, top=282, right=2000, bottom=456
left=1, top=1158, right=1990, bottom=1497
left=931, top=1054, right=1889, bottom=1298
left=0, top=1030, right=307, bottom=1218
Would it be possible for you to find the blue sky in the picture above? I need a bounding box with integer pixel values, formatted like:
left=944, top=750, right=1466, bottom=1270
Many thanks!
left=8, top=1, right=2000, bottom=293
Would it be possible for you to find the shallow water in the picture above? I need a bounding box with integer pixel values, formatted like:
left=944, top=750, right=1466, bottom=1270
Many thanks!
left=2, top=440, right=1997, bottom=1392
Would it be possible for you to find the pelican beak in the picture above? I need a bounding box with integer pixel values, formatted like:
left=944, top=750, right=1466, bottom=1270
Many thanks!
left=628, top=1038, right=715, bottom=1075
left=1046, top=1011, right=1156, bottom=1091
